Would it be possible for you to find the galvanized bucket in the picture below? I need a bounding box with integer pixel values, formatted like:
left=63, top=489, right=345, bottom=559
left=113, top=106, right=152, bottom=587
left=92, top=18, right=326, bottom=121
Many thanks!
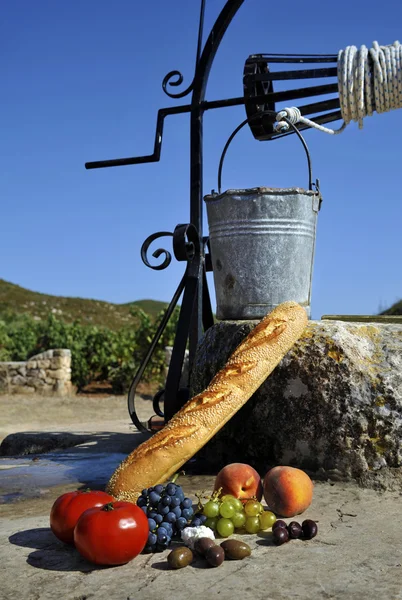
left=204, top=123, right=322, bottom=320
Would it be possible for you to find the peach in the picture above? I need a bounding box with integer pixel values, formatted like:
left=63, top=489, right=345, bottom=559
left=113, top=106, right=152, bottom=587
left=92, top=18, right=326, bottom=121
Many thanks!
left=263, top=466, right=313, bottom=517
left=213, top=463, right=263, bottom=502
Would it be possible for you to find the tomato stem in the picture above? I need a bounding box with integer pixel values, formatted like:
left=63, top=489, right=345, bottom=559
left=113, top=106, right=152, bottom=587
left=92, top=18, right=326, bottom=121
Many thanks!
left=102, top=502, right=115, bottom=511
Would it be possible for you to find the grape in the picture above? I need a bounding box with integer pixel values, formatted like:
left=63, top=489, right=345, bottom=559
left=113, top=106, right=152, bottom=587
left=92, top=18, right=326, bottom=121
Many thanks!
left=220, top=495, right=243, bottom=512
left=203, top=500, right=220, bottom=518
left=231, top=511, right=247, bottom=529
left=220, top=494, right=237, bottom=504
left=154, top=484, right=164, bottom=494
left=149, top=491, right=161, bottom=505
left=259, top=511, right=276, bottom=530
left=147, top=518, right=157, bottom=531
left=219, top=501, right=236, bottom=519
left=176, top=517, right=188, bottom=530
left=140, top=506, right=147, bottom=515
left=157, top=503, right=170, bottom=515
left=191, top=512, right=207, bottom=526
left=244, top=500, right=262, bottom=517
left=182, top=497, right=192, bottom=509
left=245, top=516, right=260, bottom=534
left=166, top=483, right=177, bottom=496
left=170, top=496, right=181, bottom=508
left=166, top=512, right=177, bottom=523
left=162, top=495, right=172, bottom=507
left=141, top=489, right=148, bottom=498
left=137, top=497, right=147, bottom=508
left=160, top=522, right=173, bottom=537
left=148, top=487, right=154, bottom=493
left=147, top=532, right=157, bottom=545
left=217, top=518, right=234, bottom=538
left=182, top=507, right=193, bottom=521
left=232, top=498, right=244, bottom=513
left=172, top=506, right=182, bottom=518
left=154, top=514, right=163, bottom=524
left=143, top=545, right=153, bottom=554
left=204, top=517, right=218, bottom=530
left=157, top=530, right=168, bottom=543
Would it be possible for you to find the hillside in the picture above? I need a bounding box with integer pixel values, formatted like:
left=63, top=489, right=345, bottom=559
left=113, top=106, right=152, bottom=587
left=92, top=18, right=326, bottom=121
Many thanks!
left=381, top=299, right=402, bottom=316
left=0, top=279, right=168, bottom=330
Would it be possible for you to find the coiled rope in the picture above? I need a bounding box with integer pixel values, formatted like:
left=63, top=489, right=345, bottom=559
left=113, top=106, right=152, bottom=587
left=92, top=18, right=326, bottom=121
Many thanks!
left=275, top=40, right=402, bottom=134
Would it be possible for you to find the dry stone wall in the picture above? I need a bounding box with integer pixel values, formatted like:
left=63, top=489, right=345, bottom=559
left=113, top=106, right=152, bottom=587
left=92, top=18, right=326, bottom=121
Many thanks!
left=0, top=349, right=72, bottom=396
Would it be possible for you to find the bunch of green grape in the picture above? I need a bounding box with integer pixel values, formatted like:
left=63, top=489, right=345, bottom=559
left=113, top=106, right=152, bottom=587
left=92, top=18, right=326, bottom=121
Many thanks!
left=201, top=494, right=277, bottom=538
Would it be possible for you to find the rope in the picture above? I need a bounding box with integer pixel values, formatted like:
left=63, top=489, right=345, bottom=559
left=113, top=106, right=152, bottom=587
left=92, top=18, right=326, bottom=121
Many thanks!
left=275, top=40, right=402, bottom=134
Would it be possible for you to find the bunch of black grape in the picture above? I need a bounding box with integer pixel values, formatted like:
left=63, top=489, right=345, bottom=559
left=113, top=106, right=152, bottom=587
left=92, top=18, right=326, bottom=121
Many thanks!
left=137, top=482, right=207, bottom=553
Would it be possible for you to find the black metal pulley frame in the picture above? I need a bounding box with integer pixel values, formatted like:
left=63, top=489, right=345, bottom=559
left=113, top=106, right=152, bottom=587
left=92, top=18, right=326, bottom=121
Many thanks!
left=85, top=0, right=345, bottom=433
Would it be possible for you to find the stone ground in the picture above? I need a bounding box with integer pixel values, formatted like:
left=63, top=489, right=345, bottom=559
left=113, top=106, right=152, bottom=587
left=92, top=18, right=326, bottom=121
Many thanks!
left=1, top=393, right=402, bottom=600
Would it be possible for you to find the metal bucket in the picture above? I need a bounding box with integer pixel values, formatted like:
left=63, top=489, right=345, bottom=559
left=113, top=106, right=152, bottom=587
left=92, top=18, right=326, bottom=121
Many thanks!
left=204, top=112, right=323, bottom=320
left=204, top=185, right=321, bottom=320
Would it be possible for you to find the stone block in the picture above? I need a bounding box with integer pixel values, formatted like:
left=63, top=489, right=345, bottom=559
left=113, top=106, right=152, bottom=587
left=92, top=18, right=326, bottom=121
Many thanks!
left=54, top=379, right=72, bottom=395
left=35, top=360, right=50, bottom=369
left=190, top=320, right=402, bottom=487
left=10, top=375, right=27, bottom=386
left=26, top=361, right=37, bottom=369
left=50, top=357, right=70, bottom=369
left=48, top=368, right=69, bottom=380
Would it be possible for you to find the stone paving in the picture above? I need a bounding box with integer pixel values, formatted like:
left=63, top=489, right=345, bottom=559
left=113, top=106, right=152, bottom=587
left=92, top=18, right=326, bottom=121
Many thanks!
left=1, top=393, right=401, bottom=599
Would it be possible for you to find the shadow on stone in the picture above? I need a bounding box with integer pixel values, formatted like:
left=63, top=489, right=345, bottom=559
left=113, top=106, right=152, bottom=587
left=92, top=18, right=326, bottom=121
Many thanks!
left=9, top=527, right=108, bottom=572
left=0, top=432, right=93, bottom=457
left=9, top=527, right=57, bottom=550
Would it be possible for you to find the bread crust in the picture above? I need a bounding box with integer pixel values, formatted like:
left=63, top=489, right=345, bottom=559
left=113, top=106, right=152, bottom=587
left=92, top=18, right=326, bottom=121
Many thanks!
left=106, top=301, right=308, bottom=502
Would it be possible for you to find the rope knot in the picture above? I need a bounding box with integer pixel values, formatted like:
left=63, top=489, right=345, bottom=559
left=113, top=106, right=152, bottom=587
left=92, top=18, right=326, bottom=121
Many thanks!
left=274, top=107, right=301, bottom=132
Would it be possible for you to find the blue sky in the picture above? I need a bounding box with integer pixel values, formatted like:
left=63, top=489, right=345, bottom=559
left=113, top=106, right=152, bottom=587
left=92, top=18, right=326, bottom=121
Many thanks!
left=2, top=0, right=402, bottom=320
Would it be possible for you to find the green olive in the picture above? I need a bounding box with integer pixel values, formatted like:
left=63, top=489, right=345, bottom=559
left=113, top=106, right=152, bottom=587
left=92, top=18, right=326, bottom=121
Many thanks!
left=220, top=539, right=251, bottom=560
left=167, top=546, right=194, bottom=569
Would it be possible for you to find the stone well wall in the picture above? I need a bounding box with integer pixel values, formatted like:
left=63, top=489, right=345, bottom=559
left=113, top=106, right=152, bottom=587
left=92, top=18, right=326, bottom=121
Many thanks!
left=0, top=349, right=72, bottom=396
left=190, top=320, right=402, bottom=489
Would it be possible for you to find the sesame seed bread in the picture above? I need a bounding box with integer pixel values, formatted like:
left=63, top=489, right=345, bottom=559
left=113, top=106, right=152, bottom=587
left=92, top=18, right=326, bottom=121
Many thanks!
left=106, top=301, right=308, bottom=502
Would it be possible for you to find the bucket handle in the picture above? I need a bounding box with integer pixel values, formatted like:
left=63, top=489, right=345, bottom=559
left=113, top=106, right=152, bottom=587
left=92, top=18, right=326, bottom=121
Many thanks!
left=217, top=110, right=314, bottom=194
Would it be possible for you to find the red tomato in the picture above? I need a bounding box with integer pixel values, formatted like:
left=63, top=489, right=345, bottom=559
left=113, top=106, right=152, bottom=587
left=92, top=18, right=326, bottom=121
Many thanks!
left=74, top=501, right=148, bottom=565
left=50, top=489, right=114, bottom=544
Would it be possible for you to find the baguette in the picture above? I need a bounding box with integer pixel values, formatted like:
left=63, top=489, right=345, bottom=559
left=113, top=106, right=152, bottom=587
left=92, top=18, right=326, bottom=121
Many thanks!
left=106, top=301, right=308, bottom=502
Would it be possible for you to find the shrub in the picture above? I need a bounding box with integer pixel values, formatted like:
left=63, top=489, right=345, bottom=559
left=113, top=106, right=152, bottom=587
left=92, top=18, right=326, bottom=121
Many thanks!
left=0, top=306, right=181, bottom=393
